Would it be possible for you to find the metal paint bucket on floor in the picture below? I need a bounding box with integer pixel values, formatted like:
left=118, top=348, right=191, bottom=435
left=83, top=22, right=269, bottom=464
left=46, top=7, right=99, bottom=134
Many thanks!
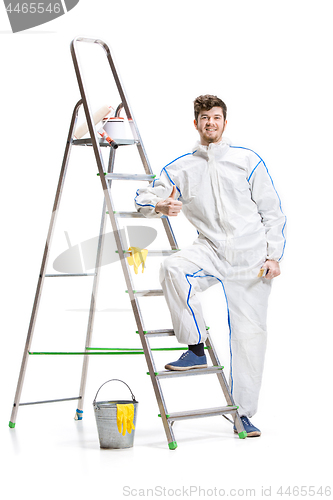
left=93, top=379, right=138, bottom=449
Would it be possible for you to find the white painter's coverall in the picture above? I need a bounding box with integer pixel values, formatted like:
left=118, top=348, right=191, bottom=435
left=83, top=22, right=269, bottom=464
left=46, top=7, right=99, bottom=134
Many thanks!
left=134, top=141, right=286, bottom=417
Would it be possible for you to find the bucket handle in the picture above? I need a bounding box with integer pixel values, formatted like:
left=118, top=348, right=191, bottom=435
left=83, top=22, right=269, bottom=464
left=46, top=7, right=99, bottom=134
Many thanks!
left=93, top=379, right=137, bottom=405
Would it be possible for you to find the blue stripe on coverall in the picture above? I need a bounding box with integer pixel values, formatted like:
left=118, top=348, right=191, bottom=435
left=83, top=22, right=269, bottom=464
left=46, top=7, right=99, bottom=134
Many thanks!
left=185, top=270, right=234, bottom=394
left=152, top=152, right=195, bottom=195
left=134, top=152, right=194, bottom=208
left=230, top=145, right=287, bottom=261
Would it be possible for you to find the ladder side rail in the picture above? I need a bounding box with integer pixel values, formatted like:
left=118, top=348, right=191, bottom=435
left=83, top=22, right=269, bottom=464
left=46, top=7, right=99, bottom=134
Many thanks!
left=103, top=47, right=152, bottom=176
left=71, top=37, right=178, bottom=251
left=70, top=39, right=176, bottom=446
left=71, top=36, right=159, bottom=356
left=105, top=38, right=180, bottom=251
left=70, top=37, right=140, bottom=310
left=161, top=217, right=179, bottom=250
left=107, top=197, right=176, bottom=446
left=71, top=37, right=152, bottom=176
left=142, top=332, right=177, bottom=445
left=102, top=192, right=176, bottom=445
left=205, top=333, right=235, bottom=405
left=70, top=41, right=108, bottom=183
left=9, top=100, right=82, bottom=426
left=205, top=333, right=245, bottom=435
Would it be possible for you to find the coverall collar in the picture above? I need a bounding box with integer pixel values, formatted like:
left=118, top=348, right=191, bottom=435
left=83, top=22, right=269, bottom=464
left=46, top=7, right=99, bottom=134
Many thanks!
left=193, top=138, right=231, bottom=159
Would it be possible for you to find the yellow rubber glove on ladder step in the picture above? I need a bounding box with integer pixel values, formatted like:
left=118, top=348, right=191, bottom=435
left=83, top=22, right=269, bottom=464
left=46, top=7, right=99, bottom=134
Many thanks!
left=127, top=247, right=148, bottom=274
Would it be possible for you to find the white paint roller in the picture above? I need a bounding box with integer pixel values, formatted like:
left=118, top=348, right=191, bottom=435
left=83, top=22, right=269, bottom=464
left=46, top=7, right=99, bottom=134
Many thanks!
left=74, top=104, right=114, bottom=139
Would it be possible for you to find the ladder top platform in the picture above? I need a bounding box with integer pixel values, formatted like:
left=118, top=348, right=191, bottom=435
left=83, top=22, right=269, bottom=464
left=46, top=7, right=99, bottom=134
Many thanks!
left=72, top=138, right=137, bottom=147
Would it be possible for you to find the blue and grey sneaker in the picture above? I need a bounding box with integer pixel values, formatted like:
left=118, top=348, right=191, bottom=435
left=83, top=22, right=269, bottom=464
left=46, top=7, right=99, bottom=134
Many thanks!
left=165, top=350, right=208, bottom=371
left=234, top=416, right=261, bottom=437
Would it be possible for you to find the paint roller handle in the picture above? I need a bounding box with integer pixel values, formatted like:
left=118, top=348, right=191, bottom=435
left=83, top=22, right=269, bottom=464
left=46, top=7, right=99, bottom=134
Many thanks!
left=98, top=128, right=118, bottom=149
left=105, top=135, right=119, bottom=149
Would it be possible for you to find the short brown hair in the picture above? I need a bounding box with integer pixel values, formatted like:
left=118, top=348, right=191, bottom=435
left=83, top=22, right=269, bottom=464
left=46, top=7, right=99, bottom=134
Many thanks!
left=194, top=95, right=227, bottom=122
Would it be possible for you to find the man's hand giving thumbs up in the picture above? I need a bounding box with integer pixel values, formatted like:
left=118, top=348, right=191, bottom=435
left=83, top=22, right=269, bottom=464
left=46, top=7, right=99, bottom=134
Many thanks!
left=155, top=185, right=182, bottom=216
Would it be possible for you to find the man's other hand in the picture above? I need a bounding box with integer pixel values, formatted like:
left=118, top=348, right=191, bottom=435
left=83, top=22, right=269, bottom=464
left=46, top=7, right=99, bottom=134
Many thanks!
left=263, top=260, right=281, bottom=279
left=155, top=186, right=182, bottom=216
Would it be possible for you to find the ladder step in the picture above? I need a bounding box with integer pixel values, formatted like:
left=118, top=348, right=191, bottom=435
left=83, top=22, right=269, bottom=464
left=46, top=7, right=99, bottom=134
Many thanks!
left=45, top=273, right=96, bottom=277
left=164, top=405, right=238, bottom=422
left=105, top=173, right=156, bottom=181
left=19, top=396, right=81, bottom=406
left=140, top=329, right=175, bottom=337
left=152, top=366, right=224, bottom=379
left=140, top=327, right=210, bottom=338
left=113, top=211, right=168, bottom=219
left=120, top=250, right=180, bottom=257
left=127, top=289, right=164, bottom=297
left=114, top=211, right=145, bottom=218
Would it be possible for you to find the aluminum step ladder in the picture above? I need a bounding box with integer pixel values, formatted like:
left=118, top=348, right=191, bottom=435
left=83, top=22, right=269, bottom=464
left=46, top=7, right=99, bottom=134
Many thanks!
left=9, top=37, right=246, bottom=448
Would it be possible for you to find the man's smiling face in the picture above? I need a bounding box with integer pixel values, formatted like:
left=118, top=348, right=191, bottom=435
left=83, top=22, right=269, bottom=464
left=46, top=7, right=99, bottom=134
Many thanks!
left=194, top=106, right=227, bottom=146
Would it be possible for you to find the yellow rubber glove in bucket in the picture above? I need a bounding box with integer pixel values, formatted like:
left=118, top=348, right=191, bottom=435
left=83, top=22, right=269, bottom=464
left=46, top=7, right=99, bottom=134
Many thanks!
left=127, top=247, right=148, bottom=274
left=116, top=403, right=135, bottom=436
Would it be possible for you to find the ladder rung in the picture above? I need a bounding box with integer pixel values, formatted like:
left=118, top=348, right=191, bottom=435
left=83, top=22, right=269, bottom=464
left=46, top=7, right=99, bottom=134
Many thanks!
left=143, top=250, right=179, bottom=256
left=152, top=366, right=224, bottom=379
left=128, top=289, right=164, bottom=297
left=140, top=327, right=210, bottom=338
left=165, top=406, right=238, bottom=422
left=19, top=396, right=81, bottom=406
left=113, top=211, right=168, bottom=219
left=141, top=329, right=175, bottom=337
left=120, top=250, right=180, bottom=257
left=105, top=173, right=156, bottom=181
left=113, top=211, right=145, bottom=218
left=45, top=273, right=97, bottom=277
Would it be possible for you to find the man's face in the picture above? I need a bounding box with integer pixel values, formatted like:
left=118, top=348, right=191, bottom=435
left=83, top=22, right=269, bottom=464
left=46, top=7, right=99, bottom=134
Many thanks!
left=194, top=107, right=227, bottom=146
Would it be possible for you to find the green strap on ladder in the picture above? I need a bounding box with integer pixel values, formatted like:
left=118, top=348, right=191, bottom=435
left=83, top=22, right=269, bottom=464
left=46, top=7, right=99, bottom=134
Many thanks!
left=28, top=347, right=206, bottom=355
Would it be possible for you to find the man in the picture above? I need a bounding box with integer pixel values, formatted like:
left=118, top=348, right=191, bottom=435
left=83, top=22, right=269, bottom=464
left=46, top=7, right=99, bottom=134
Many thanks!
left=134, top=95, right=286, bottom=436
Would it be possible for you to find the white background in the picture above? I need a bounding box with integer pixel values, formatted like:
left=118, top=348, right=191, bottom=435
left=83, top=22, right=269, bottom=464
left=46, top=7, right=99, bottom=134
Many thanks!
left=1, top=1, right=332, bottom=498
